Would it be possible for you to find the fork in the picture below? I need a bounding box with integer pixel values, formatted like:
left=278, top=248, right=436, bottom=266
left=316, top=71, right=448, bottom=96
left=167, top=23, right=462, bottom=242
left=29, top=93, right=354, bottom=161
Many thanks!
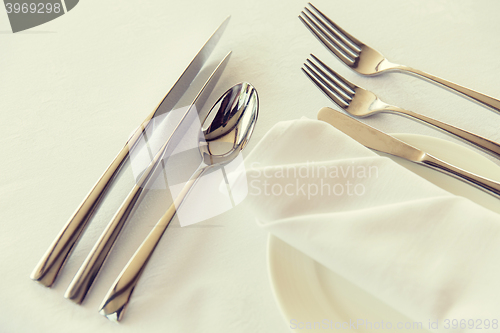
left=303, top=54, right=500, bottom=159
left=299, top=3, right=500, bottom=114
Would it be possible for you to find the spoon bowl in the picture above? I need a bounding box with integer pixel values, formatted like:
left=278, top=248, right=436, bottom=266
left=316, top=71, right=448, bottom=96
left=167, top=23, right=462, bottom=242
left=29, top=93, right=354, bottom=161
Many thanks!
left=200, top=82, right=258, bottom=165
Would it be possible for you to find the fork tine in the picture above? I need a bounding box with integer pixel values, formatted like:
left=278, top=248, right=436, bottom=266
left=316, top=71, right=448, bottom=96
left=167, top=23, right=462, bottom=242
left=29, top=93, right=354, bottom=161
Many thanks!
left=307, top=3, right=363, bottom=51
left=305, top=59, right=354, bottom=101
left=303, top=7, right=359, bottom=58
left=302, top=67, right=349, bottom=110
left=310, top=54, right=357, bottom=93
left=302, top=7, right=359, bottom=60
left=302, top=64, right=350, bottom=109
left=299, top=13, right=355, bottom=66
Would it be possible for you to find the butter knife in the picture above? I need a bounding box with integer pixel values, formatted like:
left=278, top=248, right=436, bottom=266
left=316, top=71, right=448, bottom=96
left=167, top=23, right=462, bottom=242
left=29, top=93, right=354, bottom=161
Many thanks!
left=317, top=107, right=500, bottom=198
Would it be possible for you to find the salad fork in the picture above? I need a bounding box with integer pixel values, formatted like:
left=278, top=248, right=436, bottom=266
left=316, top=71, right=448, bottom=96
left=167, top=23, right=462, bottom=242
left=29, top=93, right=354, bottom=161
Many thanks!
left=299, top=3, right=500, bottom=114
left=302, top=55, right=500, bottom=159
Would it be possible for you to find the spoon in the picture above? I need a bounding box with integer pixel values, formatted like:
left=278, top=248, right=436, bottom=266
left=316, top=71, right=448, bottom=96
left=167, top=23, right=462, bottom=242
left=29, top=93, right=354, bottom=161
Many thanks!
left=98, top=82, right=259, bottom=322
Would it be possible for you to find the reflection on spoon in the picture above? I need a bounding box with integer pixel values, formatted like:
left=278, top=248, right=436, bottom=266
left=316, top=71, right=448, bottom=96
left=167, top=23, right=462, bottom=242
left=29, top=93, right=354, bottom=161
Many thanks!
left=98, top=82, right=259, bottom=322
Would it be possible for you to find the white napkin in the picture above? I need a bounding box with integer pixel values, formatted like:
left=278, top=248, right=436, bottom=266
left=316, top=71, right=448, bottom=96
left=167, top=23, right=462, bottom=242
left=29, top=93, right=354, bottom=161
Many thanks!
left=240, top=117, right=500, bottom=330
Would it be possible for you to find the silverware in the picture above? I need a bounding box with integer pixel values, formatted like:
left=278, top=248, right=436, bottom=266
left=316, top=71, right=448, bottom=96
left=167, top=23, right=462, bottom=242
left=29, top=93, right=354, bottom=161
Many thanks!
left=65, top=52, right=232, bottom=304
left=303, top=54, right=500, bottom=159
left=300, top=3, right=500, bottom=114
left=98, top=82, right=259, bottom=322
left=30, top=17, right=230, bottom=288
left=317, top=107, right=500, bottom=198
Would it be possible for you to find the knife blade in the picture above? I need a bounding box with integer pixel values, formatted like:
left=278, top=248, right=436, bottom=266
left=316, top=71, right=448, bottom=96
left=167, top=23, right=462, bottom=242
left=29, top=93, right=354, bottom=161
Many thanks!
left=31, top=17, right=230, bottom=288
left=317, top=107, right=500, bottom=198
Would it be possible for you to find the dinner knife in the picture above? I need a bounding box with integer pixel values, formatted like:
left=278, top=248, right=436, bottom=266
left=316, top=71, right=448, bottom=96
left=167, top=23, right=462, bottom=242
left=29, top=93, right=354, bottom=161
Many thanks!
left=31, top=16, right=230, bottom=288
left=317, top=107, right=500, bottom=198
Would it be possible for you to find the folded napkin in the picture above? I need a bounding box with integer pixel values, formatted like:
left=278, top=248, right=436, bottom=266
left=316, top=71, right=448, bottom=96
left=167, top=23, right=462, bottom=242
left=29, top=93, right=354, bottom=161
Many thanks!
left=240, top=118, right=500, bottom=331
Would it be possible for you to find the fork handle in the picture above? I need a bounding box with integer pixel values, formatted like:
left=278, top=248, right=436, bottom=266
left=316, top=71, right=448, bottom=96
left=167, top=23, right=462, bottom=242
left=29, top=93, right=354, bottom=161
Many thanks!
left=396, top=66, right=500, bottom=114
left=387, top=106, right=500, bottom=159
left=421, top=154, right=500, bottom=198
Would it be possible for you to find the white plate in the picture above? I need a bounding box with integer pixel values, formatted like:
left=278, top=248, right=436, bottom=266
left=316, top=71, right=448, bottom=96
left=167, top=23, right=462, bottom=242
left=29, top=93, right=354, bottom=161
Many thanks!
left=267, top=133, right=500, bottom=332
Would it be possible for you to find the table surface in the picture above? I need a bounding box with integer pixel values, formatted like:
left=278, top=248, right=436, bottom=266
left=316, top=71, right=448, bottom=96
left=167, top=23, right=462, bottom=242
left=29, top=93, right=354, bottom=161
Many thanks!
left=1, top=0, right=500, bottom=332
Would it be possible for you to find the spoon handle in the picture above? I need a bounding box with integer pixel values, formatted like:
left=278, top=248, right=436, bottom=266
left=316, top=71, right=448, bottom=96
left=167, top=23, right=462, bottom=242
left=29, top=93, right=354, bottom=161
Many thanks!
left=98, top=165, right=208, bottom=322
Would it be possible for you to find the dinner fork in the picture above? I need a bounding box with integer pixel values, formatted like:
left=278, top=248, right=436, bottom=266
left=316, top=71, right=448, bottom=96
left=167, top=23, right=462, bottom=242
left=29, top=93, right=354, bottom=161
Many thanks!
left=299, top=3, right=500, bottom=114
left=303, top=55, right=500, bottom=159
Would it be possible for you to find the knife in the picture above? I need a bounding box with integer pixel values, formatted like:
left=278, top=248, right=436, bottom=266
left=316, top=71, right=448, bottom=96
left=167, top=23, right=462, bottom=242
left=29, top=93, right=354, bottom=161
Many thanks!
left=64, top=51, right=232, bottom=305
left=30, top=17, right=230, bottom=288
left=317, top=107, right=500, bottom=199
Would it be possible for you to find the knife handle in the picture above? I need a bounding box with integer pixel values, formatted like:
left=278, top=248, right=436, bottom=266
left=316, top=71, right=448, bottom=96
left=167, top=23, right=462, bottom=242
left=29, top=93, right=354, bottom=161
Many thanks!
left=390, top=107, right=500, bottom=159
left=30, top=116, right=154, bottom=288
left=422, top=154, right=500, bottom=198
left=64, top=181, right=146, bottom=304
left=65, top=119, right=171, bottom=304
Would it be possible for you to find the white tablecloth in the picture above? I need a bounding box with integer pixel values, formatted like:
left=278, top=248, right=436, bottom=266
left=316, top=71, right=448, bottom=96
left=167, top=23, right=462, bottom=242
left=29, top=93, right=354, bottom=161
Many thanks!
left=1, top=0, right=500, bottom=332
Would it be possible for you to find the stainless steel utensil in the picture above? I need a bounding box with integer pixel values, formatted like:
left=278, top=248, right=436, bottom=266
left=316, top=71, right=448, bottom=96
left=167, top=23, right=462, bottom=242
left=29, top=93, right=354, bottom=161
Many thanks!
left=300, top=3, right=500, bottom=114
left=98, top=82, right=259, bottom=322
left=65, top=52, right=232, bottom=304
left=317, top=107, right=500, bottom=198
left=303, top=54, right=500, bottom=159
left=30, top=17, right=230, bottom=288
left=30, top=17, right=229, bottom=287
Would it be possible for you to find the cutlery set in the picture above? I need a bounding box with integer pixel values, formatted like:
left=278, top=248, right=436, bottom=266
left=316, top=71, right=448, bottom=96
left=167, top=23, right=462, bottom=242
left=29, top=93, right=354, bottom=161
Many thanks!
left=30, top=1, right=500, bottom=324
left=31, top=17, right=259, bottom=321
left=65, top=51, right=233, bottom=305
left=300, top=3, right=500, bottom=198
